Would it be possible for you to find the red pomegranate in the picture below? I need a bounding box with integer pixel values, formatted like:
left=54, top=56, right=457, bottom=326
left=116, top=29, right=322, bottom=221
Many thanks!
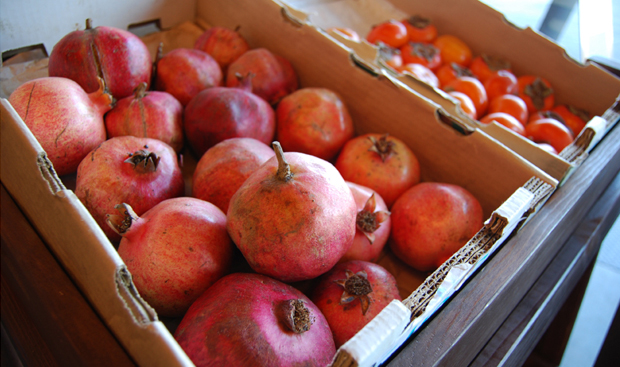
left=340, top=182, right=391, bottom=263
left=194, top=26, right=250, bottom=74
left=311, top=260, right=401, bottom=347
left=8, top=76, right=112, bottom=176
left=174, top=272, right=336, bottom=367
left=112, top=198, right=233, bottom=317
left=276, top=87, right=355, bottom=162
left=192, top=137, right=275, bottom=213
left=227, top=142, right=357, bottom=283
left=226, top=48, right=298, bottom=105
left=104, top=82, right=184, bottom=152
left=75, top=136, right=185, bottom=243
left=183, top=74, right=276, bottom=158
left=335, top=133, right=421, bottom=208
left=389, top=182, right=484, bottom=271
left=48, top=18, right=152, bottom=100
left=154, top=47, right=223, bottom=106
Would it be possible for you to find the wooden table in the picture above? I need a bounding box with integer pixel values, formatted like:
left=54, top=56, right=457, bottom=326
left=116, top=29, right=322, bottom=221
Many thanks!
left=2, top=123, right=620, bottom=367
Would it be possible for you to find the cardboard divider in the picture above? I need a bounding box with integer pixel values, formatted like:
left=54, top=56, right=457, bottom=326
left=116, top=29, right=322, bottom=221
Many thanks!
left=282, top=0, right=620, bottom=183
left=1, top=0, right=562, bottom=366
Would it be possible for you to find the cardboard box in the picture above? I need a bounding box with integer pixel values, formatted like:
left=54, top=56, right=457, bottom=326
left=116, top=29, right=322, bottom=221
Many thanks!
left=282, top=0, right=620, bottom=184
left=1, top=0, right=558, bottom=366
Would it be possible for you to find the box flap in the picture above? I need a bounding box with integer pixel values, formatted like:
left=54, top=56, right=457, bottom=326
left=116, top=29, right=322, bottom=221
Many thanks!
left=1, top=98, right=194, bottom=367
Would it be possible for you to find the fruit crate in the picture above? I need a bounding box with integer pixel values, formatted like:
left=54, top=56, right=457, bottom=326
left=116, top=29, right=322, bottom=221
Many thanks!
left=1, top=0, right=560, bottom=366
left=280, top=0, right=620, bottom=185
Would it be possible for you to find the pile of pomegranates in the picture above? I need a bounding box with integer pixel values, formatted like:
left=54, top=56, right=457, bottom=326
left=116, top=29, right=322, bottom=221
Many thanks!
left=8, top=19, right=493, bottom=366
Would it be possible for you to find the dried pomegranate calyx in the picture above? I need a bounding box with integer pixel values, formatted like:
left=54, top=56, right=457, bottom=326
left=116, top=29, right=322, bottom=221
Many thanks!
left=336, top=270, right=373, bottom=315
left=356, top=192, right=390, bottom=244
left=282, top=299, right=314, bottom=334
left=124, top=146, right=161, bottom=173
left=368, top=134, right=396, bottom=162
left=106, top=203, right=139, bottom=235
left=272, top=141, right=294, bottom=182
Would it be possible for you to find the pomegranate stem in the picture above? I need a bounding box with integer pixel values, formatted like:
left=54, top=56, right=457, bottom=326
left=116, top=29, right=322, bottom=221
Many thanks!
left=273, top=141, right=293, bottom=182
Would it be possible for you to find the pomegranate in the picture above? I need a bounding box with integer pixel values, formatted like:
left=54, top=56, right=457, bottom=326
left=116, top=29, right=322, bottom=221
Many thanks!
left=192, top=137, right=275, bottom=213
left=311, top=260, right=401, bottom=347
left=227, top=142, right=357, bottom=283
left=75, top=136, right=184, bottom=243
left=104, top=82, right=184, bottom=153
left=276, top=87, right=355, bottom=162
left=174, top=272, right=336, bottom=367
left=183, top=74, right=276, bottom=158
left=48, top=18, right=152, bottom=100
left=8, top=76, right=112, bottom=176
left=154, top=47, right=223, bottom=106
left=226, top=48, right=298, bottom=105
left=194, top=26, right=250, bottom=74
left=111, top=198, right=233, bottom=317
left=335, top=133, right=421, bottom=208
left=340, top=182, right=391, bottom=263
left=389, top=182, right=484, bottom=271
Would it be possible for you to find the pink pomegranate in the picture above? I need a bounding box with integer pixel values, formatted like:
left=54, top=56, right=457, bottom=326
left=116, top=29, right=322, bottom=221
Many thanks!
left=174, top=272, right=336, bottom=367
left=112, top=198, right=233, bottom=317
left=48, top=18, right=152, bottom=99
left=226, top=48, right=298, bottom=105
left=389, top=182, right=484, bottom=271
left=194, top=26, right=250, bottom=73
left=183, top=74, right=276, bottom=158
left=75, top=136, right=185, bottom=243
left=8, top=76, right=112, bottom=176
left=311, top=260, right=402, bottom=347
left=275, top=87, right=355, bottom=162
left=340, top=182, right=391, bottom=263
left=104, top=82, right=184, bottom=152
left=192, top=137, right=275, bottom=213
left=335, top=133, right=421, bottom=208
left=227, top=142, right=357, bottom=283
left=155, top=47, right=223, bottom=106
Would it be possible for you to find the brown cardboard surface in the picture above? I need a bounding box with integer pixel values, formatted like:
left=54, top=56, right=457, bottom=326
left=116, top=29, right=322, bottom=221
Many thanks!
left=0, top=0, right=560, bottom=366
left=283, top=0, right=620, bottom=182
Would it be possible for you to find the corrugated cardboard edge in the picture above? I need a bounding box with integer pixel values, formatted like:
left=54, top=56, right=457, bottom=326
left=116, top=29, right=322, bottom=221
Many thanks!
left=0, top=98, right=194, bottom=367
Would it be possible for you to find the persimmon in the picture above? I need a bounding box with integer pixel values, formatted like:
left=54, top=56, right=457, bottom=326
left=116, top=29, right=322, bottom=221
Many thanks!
left=447, top=91, right=477, bottom=119
left=443, top=76, right=488, bottom=118
left=517, top=75, right=555, bottom=113
left=400, top=63, right=439, bottom=88
left=483, top=69, right=518, bottom=101
left=552, top=104, right=589, bottom=137
left=328, top=27, right=361, bottom=42
left=366, top=20, right=409, bottom=48
left=487, top=94, right=529, bottom=125
left=435, top=62, right=473, bottom=88
left=479, top=112, right=525, bottom=136
left=469, top=54, right=511, bottom=83
left=402, top=15, right=438, bottom=43
left=433, top=34, right=473, bottom=67
left=377, top=42, right=403, bottom=70
left=525, top=117, right=574, bottom=153
left=528, top=110, right=564, bottom=125
left=399, top=42, right=442, bottom=71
